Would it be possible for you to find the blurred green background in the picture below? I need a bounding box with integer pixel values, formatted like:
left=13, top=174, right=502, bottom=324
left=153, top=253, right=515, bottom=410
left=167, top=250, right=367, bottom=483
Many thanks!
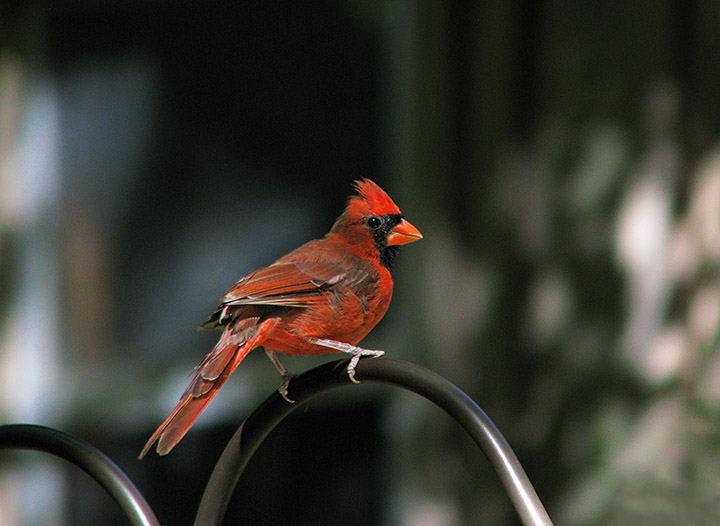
left=2, top=1, right=720, bottom=525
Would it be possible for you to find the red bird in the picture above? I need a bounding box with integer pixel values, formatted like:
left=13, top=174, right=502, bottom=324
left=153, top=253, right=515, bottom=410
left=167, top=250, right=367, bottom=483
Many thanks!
left=139, top=179, right=422, bottom=458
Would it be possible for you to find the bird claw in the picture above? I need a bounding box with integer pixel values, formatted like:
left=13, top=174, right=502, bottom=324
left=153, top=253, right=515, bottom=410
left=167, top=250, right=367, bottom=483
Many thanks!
left=305, top=337, right=385, bottom=384
left=347, top=366, right=361, bottom=384
left=346, top=348, right=384, bottom=384
left=277, top=374, right=296, bottom=403
left=265, top=349, right=296, bottom=403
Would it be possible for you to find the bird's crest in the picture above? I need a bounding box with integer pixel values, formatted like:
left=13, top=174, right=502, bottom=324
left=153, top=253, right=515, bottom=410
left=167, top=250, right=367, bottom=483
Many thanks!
left=347, top=178, right=401, bottom=217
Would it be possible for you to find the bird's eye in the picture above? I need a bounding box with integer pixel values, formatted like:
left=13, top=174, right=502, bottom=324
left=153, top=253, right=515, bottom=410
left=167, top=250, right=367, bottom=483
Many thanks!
left=366, top=216, right=382, bottom=229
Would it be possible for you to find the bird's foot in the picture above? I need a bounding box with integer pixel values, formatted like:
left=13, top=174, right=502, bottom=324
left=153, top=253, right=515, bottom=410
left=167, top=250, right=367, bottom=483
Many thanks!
left=277, top=374, right=296, bottom=403
left=307, top=338, right=385, bottom=383
left=265, top=349, right=296, bottom=403
left=346, top=348, right=384, bottom=383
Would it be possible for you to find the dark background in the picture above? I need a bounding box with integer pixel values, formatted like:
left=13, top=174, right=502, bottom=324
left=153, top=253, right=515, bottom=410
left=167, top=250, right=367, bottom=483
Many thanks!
left=2, top=1, right=720, bottom=525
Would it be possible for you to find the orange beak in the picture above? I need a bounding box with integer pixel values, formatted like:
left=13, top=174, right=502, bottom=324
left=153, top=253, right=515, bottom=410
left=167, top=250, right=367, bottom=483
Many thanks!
left=386, top=218, right=423, bottom=246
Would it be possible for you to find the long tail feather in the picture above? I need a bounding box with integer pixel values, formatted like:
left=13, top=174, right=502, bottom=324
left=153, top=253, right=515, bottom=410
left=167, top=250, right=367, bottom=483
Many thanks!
left=139, top=317, right=278, bottom=458
left=139, top=384, right=221, bottom=458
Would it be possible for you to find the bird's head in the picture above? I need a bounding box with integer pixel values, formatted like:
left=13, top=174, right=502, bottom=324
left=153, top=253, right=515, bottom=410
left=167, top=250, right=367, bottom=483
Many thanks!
left=328, top=179, right=422, bottom=271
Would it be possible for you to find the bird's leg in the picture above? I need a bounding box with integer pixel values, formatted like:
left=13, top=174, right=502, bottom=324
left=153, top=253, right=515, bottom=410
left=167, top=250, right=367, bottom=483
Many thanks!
left=307, top=338, right=384, bottom=383
left=264, top=350, right=295, bottom=403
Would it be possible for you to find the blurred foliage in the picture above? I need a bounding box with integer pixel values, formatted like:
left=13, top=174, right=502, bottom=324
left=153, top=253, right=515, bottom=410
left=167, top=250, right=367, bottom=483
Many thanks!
left=394, top=3, right=720, bottom=525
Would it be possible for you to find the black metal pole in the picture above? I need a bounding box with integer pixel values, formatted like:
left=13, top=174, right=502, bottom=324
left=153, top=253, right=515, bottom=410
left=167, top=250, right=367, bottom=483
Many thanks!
left=0, top=424, right=161, bottom=526
left=195, top=357, right=554, bottom=526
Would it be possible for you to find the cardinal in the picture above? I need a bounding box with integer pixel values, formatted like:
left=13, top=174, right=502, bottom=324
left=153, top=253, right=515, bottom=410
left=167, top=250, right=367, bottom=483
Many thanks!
left=139, top=179, right=422, bottom=458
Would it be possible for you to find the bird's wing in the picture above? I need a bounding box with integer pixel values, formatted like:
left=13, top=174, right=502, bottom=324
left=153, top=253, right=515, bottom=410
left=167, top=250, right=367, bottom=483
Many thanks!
left=220, top=256, right=373, bottom=309
left=220, top=263, right=332, bottom=308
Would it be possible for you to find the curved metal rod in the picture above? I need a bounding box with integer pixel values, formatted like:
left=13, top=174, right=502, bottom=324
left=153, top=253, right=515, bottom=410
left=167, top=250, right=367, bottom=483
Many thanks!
left=195, top=357, right=554, bottom=526
left=0, top=424, right=161, bottom=526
